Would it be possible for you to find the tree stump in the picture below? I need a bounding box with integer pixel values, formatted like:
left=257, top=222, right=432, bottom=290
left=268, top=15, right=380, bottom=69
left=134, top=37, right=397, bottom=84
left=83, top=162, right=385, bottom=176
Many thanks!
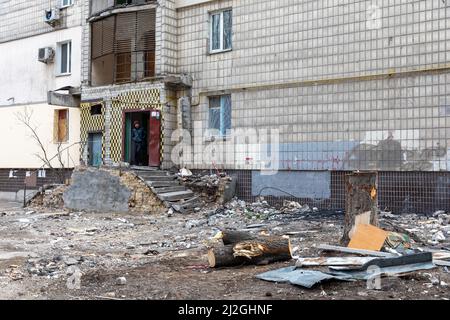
left=341, top=172, right=379, bottom=246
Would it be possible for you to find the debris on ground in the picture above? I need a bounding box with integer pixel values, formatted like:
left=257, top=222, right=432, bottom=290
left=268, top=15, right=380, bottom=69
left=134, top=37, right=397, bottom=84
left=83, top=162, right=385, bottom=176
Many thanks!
left=178, top=171, right=236, bottom=204
left=258, top=252, right=436, bottom=289
left=348, top=224, right=389, bottom=251
left=28, top=185, right=67, bottom=209
left=1, top=196, right=449, bottom=299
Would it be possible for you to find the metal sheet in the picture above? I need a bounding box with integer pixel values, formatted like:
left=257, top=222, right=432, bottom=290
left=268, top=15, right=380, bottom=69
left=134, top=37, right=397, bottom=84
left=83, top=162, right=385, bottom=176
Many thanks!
left=256, top=267, right=353, bottom=289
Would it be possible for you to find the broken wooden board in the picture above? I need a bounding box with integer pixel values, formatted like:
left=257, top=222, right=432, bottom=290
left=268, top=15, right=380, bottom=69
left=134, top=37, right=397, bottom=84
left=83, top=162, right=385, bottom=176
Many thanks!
left=296, top=256, right=376, bottom=267
left=348, top=224, right=389, bottom=251
left=318, top=244, right=396, bottom=258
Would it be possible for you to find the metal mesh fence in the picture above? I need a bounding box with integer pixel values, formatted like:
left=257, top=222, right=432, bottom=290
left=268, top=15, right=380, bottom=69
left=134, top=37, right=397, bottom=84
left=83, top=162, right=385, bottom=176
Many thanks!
left=180, top=0, right=450, bottom=213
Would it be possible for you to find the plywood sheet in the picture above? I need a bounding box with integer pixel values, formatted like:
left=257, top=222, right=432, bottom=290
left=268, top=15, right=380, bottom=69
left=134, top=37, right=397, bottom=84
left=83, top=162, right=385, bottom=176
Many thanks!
left=348, top=224, right=389, bottom=251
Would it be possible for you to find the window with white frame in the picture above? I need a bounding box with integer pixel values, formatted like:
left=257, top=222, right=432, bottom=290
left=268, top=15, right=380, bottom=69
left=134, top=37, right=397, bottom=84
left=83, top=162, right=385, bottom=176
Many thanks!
left=57, top=41, right=72, bottom=75
left=61, top=0, right=73, bottom=8
left=209, top=95, right=232, bottom=137
left=210, top=9, right=232, bottom=53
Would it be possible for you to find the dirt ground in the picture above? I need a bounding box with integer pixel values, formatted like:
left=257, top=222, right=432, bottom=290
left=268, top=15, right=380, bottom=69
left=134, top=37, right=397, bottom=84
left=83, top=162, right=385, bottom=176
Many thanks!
left=0, top=200, right=449, bottom=300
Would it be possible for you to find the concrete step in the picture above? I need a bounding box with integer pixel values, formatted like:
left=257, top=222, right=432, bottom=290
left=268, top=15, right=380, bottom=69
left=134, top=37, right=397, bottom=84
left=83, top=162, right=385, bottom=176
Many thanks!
left=144, top=175, right=178, bottom=182
left=146, top=181, right=180, bottom=188
left=136, top=171, right=170, bottom=177
left=130, top=166, right=159, bottom=171
left=159, top=190, right=195, bottom=202
left=152, top=186, right=187, bottom=194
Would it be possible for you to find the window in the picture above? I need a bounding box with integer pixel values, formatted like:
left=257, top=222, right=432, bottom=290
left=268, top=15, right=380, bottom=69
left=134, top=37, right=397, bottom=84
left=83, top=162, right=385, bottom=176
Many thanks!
left=61, top=0, right=73, bottom=8
left=90, top=104, right=103, bottom=116
left=57, top=41, right=72, bottom=75
left=209, top=95, right=232, bottom=137
left=54, top=109, right=69, bottom=143
left=38, top=170, right=47, bottom=178
left=210, top=9, right=232, bottom=53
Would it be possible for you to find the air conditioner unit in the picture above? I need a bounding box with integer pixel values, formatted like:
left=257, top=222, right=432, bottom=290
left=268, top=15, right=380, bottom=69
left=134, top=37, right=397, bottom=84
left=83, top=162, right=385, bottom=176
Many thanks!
left=38, top=47, right=55, bottom=64
left=44, top=8, right=60, bottom=25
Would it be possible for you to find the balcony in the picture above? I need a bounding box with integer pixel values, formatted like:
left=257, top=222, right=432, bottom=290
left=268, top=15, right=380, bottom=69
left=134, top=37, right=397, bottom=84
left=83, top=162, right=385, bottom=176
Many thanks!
left=90, top=9, right=156, bottom=87
left=90, top=0, right=153, bottom=16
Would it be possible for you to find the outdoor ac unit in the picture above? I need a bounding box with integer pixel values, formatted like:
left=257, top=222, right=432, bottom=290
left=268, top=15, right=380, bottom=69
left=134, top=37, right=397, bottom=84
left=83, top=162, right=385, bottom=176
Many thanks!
left=44, top=8, right=60, bottom=25
left=38, top=47, right=55, bottom=64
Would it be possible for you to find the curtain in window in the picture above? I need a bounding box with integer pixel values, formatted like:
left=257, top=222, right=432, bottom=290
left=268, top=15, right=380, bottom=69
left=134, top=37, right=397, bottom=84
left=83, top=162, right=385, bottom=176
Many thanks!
left=209, top=97, right=221, bottom=131
left=211, top=14, right=220, bottom=50
left=221, top=95, right=232, bottom=136
left=223, top=10, right=232, bottom=50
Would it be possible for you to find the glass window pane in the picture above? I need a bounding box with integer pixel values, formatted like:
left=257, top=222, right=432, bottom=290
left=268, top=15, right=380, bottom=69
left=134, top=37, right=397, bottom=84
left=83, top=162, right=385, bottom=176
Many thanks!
left=209, top=108, right=221, bottom=130
left=223, top=10, right=232, bottom=50
left=221, top=95, right=232, bottom=135
left=60, top=43, right=68, bottom=73
left=209, top=97, right=221, bottom=130
left=68, top=42, right=72, bottom=73
left=211, top=14, right=221, bottom=50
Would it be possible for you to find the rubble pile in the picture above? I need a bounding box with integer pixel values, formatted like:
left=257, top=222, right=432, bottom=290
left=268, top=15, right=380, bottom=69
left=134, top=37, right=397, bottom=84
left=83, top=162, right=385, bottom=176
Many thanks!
left=221, top=198, right=315, bottom=220
left=178, top=171, right=233, bottom=204
left=118, top=171, right=166, bottom=214
left=380, top=211, right=450, bottom=247
left=29, top=185, right=67, bottom=210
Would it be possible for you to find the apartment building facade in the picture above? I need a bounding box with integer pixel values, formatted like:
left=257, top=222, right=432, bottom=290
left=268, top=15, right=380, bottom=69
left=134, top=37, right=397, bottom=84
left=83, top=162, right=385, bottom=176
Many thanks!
left=80, top=0, right=450, bottom=213
left=0, top=0, right=83, bottom=200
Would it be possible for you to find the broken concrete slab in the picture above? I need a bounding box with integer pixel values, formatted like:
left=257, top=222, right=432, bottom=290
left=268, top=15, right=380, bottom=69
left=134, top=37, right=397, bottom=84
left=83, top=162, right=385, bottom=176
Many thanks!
left=63, top=168, right=132, bottom=213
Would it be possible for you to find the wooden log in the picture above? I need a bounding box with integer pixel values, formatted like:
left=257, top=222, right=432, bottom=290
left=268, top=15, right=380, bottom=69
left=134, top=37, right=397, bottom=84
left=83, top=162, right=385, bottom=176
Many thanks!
left=208, top=236, right=292, bottom=268
left=221, top=230, right=257, bottom=245
left=341, top=172, right=379, bottom=246
left=208, top=245, right=246, bottom=268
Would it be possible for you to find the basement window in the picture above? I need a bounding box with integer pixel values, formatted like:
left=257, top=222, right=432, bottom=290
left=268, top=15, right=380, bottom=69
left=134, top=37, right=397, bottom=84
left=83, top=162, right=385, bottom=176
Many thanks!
left=54, top=109, right=69, bottom=143
left=210, top=9, right=232, bottom=54
left=209, top=95, right=232, bottom=137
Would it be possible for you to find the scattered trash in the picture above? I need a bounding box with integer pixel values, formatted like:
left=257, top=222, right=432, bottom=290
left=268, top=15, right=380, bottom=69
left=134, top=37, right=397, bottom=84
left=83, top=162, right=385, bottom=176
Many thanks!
left=179, top=168, right=193, bottom=177
left=116, top=277, right=127, bottom=286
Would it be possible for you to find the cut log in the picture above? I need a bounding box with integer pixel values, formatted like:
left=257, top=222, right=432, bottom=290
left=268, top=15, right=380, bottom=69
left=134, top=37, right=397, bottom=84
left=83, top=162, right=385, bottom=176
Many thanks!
left=221, top=230, right=257, bottom=245
left=208, top=236, right=292, bottom=268
left=208, top=245, right=246, bottom=268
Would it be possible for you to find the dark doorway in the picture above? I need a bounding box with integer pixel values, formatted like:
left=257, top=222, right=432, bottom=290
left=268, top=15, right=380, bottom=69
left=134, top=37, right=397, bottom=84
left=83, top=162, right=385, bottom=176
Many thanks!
left=125, top=112, right=149, bottom=166
left=124, top=110, right=161, bottom=167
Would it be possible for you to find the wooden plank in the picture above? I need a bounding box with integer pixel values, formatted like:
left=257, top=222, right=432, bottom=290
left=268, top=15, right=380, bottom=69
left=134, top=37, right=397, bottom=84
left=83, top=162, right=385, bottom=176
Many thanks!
left=348, top=224, right=389, bottom=251
left=296, top=257, right=376, bottom=267
left=318, top=244, right=396, bottom=258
